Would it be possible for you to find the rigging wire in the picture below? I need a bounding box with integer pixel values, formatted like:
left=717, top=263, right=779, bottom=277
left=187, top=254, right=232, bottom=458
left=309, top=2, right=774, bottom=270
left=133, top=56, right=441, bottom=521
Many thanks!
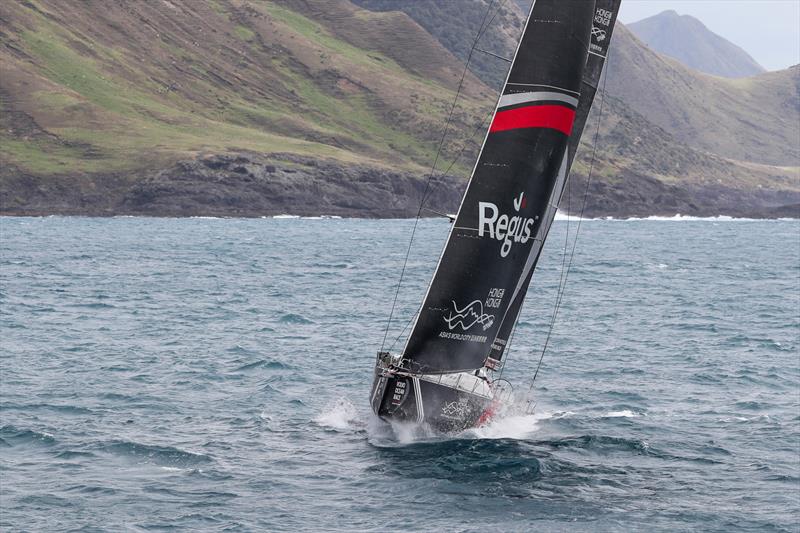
left=380, top=0, right=504, bottom=353
left=418, top=2, right=512, bottom=211
left=527, top=49, right=613, bottom=395
left=385, top=0, right=515, bottom=352
left=386, top=105, right=497, bottom=352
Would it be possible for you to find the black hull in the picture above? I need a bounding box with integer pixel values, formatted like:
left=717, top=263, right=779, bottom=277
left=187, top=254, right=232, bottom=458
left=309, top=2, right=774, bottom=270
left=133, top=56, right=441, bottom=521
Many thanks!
left=370, top=368, right=498, bottom=433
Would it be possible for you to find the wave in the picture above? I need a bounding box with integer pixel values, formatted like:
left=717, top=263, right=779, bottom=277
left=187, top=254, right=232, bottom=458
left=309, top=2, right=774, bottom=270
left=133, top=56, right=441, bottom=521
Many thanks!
left=604, top=214, right=792, bottom=222
left=603, top=409, right=643, bottom=418
left=0, top=403, right=94, bottom=415
left=95, top=440, right=213, bottom=467
left=0, top=425, right=57, bottom=446
left=271, top=214, right=343, bottom=219
left=55, top=450, right=97, bottom=459
left=233, top=359, right=292, bottom=372
left=544, top=434, right=652, bottom=454
left=460, top=409, right=554, bottom=440
left=315, top=398, right=362, bottom=431
left=553, top=212, right=588, bottom=221
left=18, top=494, right=72, bottom=508
left=278, top=313, right=313, bottom=324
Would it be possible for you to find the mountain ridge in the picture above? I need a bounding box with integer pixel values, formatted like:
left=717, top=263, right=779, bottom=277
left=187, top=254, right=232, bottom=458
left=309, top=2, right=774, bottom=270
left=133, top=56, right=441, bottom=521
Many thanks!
left=628, top=10, right=765, bottom=79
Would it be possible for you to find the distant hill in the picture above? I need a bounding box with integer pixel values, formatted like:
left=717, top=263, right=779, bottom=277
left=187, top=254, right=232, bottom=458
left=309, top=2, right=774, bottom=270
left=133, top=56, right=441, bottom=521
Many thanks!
left=0, top=0, right=495, bottom=216
left=628, top=10, right=765, bottom=78
left=605, top=25, right=798, bottom=167
left=0, top=0, right=797, bottom=218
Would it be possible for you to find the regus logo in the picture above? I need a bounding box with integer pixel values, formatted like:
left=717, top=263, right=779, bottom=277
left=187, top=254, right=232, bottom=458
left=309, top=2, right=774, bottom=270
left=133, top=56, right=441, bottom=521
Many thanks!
left=478, top=192, right=537, bottom=257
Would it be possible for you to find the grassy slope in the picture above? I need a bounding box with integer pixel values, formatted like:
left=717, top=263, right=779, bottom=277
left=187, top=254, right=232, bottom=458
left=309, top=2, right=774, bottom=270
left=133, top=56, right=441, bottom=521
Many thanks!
left=350, top=0, right=527, bottom=90
left=0, top=0, right=797, bottom=216
left=0, top=0, right=493, bottom=180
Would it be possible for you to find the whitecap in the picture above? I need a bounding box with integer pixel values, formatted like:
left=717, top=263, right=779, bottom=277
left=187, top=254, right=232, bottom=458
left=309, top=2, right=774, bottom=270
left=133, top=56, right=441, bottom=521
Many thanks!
left=611, top=214, right=763, bottom=222
left=604, top=409, right=641, bottom=418
left=461, top=406, right=565, bottom=440
left=553, top=211, right=588, bottom=222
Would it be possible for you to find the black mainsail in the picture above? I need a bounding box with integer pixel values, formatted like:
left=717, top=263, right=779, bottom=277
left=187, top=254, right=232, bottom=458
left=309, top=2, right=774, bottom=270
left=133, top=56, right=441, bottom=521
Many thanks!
left=401, top=0, right=599, bottom=374
left=486, top=0, right=622, bottom=368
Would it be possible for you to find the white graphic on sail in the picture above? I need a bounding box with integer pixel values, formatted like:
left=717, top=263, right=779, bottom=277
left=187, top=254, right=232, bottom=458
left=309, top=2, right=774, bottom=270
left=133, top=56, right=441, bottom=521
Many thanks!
left=478, top=191, right=536, bottom=258
left=441, top=399, right=471, bottom=419
left=444, top=300, right=495, bottom=331
left=591, top=26, right=607, bottom=42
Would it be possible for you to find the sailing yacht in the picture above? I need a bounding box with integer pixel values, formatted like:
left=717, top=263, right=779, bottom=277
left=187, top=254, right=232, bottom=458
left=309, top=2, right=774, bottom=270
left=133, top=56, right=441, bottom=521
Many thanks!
left=371, top=0, right=621, bottom=433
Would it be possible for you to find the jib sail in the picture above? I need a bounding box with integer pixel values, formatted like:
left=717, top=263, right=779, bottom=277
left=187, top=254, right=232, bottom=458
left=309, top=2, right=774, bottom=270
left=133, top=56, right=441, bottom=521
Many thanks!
left=486, top=0, right=622, bottom=369
left=401, top=0, right=598, bottom=374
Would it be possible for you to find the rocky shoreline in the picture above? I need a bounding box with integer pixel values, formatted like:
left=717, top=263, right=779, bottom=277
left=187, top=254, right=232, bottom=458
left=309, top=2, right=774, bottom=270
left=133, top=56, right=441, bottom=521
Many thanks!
left=1, top=153, right=797, bottom=219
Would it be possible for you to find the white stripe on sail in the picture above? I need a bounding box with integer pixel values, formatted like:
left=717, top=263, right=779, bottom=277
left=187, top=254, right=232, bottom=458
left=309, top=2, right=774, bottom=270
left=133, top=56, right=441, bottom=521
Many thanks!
left=505, top=82, right=581, bottom=96
left=498, top=91, right=579, bottom=109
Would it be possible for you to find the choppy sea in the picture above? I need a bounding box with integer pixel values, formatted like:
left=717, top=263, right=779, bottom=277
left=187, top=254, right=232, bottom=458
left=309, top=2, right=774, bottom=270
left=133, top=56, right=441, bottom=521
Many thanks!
left=1, top=216, right=798, bottom=532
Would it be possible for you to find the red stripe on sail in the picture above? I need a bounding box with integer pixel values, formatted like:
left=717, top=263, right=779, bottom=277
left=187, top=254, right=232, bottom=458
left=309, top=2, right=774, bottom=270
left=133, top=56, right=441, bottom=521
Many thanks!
left=490, top=105, right=576, bottom=135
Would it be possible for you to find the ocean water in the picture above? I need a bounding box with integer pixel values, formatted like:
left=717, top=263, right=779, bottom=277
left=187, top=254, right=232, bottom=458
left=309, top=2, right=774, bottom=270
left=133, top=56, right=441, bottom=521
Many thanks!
left=1, top=216, right=798, bottom=532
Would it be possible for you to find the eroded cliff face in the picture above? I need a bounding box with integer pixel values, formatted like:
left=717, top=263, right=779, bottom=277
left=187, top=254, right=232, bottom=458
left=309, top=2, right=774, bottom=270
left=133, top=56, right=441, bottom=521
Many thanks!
left=120, top=153, right=465, bottom=218
left=1, top=153, right=464, bottom=218
left=4, top=149, right=795, bottom=219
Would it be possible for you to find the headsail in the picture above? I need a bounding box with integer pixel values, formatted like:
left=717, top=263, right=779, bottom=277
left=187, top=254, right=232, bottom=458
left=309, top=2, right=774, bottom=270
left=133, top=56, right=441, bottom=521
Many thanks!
left=486, top=0, right=622, bottom=368
left=401, top=0, right=597, bottom=374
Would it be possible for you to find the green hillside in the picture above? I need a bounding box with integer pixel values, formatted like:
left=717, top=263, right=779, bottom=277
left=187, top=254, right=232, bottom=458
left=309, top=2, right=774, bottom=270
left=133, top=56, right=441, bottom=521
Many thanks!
left=0, top=0, right=493, bottom=179
left=0, top=0, right=798, bottom=217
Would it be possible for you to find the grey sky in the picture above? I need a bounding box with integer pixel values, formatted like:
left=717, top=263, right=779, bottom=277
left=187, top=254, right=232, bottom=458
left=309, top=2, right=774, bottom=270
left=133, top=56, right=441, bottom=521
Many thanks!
left=618, top=0, right=800, bottom=71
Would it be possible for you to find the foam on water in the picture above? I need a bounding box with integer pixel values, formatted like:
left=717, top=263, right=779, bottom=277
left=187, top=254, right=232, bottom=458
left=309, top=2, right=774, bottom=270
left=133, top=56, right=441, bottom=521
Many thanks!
left=461, top=410, right=549, bottom=440
left=604, top=409, right=642, bottom=418
left=314, top=398, right=361, bottom=431
left=553, top=212, right=799, bottom=222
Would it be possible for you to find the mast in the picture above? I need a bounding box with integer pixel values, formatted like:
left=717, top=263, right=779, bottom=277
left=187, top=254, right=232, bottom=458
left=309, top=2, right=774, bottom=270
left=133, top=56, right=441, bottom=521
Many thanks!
left=486, top=0, right=622, bottom=369
left=400, top=0, right=597, bottom=374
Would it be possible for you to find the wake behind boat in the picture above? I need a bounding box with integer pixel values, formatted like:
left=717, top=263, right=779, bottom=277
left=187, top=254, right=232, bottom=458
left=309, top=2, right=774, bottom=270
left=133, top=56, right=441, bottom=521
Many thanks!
left=371, top=0, right=621, bottom=433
